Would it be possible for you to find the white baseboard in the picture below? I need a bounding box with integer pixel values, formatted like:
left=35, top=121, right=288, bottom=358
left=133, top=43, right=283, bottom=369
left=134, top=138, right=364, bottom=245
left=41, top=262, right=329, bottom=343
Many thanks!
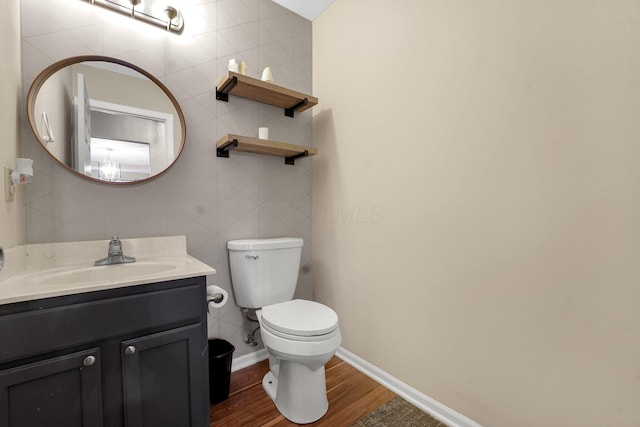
left=336, top=347, right=481, bottom=427
left=231, top=348, right=268, bottom=372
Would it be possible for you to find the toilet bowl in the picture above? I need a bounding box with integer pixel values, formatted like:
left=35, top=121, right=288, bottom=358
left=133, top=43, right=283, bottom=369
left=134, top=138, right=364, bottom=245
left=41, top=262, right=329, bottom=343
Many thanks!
left=227, top=238, right=341, bottom=424
left=258, top=299, right=341, bottom=424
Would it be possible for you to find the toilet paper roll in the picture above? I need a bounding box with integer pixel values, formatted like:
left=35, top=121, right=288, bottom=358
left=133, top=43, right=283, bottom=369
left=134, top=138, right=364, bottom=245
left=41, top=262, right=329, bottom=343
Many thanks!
left=206, top=285, right=228, bottom=310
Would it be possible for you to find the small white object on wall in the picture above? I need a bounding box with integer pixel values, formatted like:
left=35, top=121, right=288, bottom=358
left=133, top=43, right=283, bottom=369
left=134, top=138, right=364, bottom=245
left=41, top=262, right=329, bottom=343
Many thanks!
left=5, top=158, right=34, bottom=202
left=258, top=127, right=269, bottom=140
left=261, top=67, right=274, bottom=83
left=11, top=158, right=33, bottom=185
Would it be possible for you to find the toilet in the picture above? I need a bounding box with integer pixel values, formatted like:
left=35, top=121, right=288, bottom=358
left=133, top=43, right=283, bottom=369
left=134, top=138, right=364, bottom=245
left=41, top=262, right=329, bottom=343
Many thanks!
left=227, top=237, right=341, bottom=424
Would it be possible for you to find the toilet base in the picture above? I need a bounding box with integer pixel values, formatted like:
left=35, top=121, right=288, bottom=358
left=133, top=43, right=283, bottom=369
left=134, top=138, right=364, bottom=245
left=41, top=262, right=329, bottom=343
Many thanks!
left=262, top=359, right=329, bottom=424
left=262, top=370, right=277, bottom=401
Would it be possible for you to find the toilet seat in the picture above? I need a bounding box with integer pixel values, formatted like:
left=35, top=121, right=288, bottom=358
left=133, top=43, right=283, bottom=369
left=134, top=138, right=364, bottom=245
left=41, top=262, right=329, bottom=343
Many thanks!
left=260, top=299, right=338, bottom=341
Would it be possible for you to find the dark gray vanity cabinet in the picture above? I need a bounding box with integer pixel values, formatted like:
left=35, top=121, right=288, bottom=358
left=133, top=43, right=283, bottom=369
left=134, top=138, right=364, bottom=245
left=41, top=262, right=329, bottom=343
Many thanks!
left=121, top=324, right=203, bottom=426
left=0, top=348, right=103, bottom=426
left=0, top=277, right=210, bottom=427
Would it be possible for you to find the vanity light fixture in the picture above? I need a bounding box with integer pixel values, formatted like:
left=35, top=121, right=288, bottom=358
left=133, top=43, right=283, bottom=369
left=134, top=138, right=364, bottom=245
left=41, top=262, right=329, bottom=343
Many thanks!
left=129, top=0, right=141, bottom=18
left=82, top=0, right=185, bottom=34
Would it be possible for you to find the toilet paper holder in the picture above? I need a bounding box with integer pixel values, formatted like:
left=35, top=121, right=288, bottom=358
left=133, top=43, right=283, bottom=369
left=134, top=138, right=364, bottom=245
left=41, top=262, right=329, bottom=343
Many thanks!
left=209, top=292, right=224, bottom=304
left=206, top=284, right=228, bottom=312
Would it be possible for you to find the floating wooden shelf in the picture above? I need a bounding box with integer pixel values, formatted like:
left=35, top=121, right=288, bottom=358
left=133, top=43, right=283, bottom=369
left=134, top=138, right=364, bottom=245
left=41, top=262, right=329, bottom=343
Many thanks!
left=216, top=134, right=317, bottom=165
left=216, top=72, right=318, bottom=117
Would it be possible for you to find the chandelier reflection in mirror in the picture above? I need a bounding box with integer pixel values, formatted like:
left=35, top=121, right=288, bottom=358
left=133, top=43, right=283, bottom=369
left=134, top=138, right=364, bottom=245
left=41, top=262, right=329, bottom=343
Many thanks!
left=99, top=149, right=121, bottom=182
left=82, top=0, right=184, bottom=34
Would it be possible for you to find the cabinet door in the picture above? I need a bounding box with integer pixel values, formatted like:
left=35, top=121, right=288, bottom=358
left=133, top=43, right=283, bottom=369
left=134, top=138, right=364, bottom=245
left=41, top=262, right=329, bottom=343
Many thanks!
left=121, top=324, right=205, bottom=427
left=0, top=348, right=103, bottom=427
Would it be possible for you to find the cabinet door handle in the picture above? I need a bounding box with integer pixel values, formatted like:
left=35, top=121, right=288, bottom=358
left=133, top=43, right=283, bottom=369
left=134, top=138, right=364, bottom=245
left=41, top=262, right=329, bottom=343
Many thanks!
left=83, top=355, right=96, bottom=366
left=124, top=345, right=136, bottom=355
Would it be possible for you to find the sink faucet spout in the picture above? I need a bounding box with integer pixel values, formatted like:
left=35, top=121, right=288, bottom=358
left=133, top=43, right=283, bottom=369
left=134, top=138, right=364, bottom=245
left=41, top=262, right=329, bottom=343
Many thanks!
left=95, top=236, right=136, bottom=266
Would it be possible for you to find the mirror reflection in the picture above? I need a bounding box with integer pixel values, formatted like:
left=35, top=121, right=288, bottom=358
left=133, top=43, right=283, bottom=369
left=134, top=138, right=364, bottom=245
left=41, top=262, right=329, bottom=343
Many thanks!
left=28, top=56, right=185, bottom=184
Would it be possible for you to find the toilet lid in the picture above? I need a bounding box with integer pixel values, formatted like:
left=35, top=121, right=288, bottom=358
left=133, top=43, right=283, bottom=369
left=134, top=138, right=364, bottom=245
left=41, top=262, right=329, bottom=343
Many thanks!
left=260, top=299, right=338, bottom=337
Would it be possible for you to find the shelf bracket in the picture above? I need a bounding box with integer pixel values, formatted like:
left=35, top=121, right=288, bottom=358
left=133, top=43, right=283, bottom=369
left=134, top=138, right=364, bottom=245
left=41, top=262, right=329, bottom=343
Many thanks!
left=284, top=98, right=308, bottom=118
left=216, top=76, right=238, bottom=102
left=284, top=150, right=309, bottom=165
left=217, top=139, right=238, bottom=158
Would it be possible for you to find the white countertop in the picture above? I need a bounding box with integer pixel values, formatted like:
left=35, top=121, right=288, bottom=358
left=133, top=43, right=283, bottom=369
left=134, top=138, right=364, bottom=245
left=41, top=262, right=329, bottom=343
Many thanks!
left=0, top=236, right=216, bottom=305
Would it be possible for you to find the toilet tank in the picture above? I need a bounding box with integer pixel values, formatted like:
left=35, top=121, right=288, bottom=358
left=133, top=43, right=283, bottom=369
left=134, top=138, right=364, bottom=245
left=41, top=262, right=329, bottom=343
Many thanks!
left=227, top=238, right=303, bottom=309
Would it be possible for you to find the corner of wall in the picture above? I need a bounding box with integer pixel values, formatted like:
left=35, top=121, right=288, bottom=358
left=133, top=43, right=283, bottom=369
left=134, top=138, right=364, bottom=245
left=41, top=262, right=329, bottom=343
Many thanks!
left=0, top=0, right=26, bottom=247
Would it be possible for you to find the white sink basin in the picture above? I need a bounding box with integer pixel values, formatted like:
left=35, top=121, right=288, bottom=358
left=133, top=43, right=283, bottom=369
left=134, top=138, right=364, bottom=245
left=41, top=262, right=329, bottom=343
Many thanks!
left=0, top=236, right=217, bottom=305
left=37, top=262, right=177, bottom=287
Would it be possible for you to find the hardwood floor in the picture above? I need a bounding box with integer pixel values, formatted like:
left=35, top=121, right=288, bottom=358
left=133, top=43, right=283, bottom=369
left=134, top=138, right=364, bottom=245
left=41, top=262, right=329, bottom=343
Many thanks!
left=209, top=357, right=396, bottom=426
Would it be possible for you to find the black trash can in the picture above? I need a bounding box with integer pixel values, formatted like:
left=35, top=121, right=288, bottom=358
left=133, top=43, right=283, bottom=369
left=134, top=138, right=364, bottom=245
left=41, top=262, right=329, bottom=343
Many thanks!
left=208, top=339, right=235, bottom=403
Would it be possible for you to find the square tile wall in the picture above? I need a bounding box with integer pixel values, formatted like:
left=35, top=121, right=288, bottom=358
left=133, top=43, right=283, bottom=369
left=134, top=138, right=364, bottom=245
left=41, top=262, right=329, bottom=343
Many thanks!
left=20, top=0, right=314, bottom=357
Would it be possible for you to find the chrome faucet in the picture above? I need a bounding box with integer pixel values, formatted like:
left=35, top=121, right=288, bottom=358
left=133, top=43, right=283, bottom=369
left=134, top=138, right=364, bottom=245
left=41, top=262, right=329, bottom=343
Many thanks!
left=94, top=236, right=136, bottom=266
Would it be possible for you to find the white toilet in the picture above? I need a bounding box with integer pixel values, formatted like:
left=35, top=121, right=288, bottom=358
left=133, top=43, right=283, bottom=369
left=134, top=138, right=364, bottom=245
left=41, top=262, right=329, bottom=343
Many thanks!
left=227, top=237, right=341, bottom=424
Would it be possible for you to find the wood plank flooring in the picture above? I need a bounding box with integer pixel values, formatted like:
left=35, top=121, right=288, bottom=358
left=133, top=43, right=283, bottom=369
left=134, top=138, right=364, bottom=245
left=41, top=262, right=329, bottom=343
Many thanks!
left=209, top=357, right=396, bottom=426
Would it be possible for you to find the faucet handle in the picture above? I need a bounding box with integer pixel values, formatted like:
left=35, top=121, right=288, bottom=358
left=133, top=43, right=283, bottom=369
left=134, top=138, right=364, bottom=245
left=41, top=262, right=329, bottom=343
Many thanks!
left=108, top=236, right=123, bottom=255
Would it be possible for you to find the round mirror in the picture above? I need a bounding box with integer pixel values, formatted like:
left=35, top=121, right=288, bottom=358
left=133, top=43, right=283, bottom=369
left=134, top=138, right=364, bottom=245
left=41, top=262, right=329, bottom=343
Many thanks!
left=27, top=55, right=186, bottom=184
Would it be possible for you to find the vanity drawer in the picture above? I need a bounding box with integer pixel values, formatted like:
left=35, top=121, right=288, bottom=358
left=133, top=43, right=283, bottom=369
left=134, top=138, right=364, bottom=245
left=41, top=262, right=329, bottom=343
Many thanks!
left=0, top=281, right=204, bottom=364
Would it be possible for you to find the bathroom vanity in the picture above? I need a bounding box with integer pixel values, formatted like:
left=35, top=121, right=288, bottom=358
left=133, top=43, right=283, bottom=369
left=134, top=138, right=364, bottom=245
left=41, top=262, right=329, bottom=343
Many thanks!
left=0, top=236, right=215, bottom=427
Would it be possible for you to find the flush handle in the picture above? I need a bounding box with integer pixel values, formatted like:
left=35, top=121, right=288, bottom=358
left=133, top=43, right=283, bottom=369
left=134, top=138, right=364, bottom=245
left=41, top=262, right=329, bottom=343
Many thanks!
left=245, top=254, right=259, bottom=260
left=124, top=345, right=136, bottom=356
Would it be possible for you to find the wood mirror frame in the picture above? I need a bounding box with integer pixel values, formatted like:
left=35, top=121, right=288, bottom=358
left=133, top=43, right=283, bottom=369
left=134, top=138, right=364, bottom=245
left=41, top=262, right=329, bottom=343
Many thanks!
left=26, top=55, right=186, bottom=184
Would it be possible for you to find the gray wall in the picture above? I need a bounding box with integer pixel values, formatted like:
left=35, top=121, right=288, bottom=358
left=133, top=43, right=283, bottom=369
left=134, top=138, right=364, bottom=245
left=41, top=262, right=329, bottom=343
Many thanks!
left=21, top=0, right=314, bottom=358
